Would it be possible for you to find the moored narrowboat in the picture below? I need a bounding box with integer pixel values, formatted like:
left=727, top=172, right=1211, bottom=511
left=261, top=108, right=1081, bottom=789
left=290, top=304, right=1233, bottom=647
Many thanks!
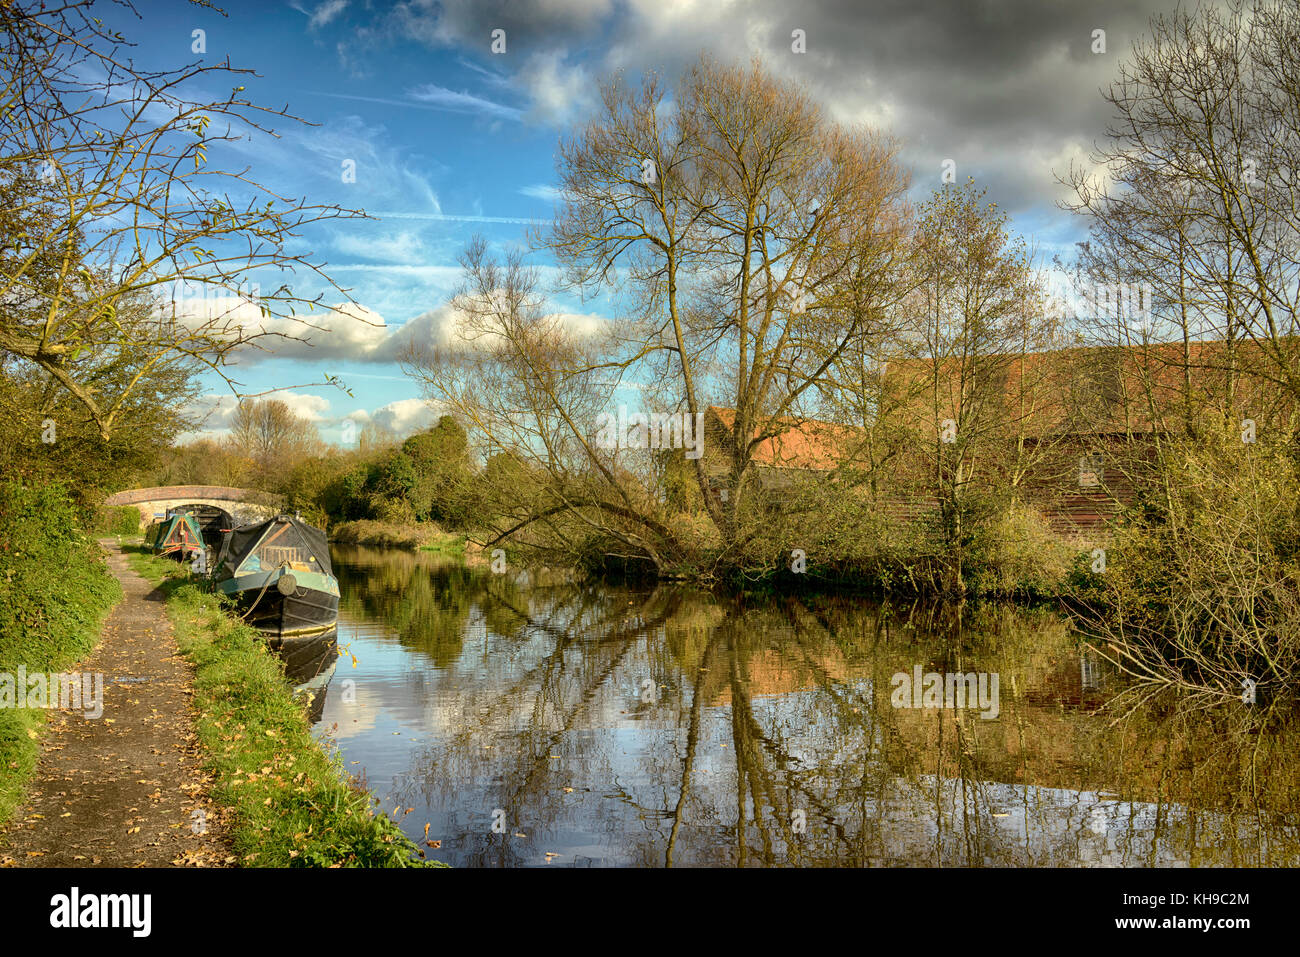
left=213, top=515, right=339, bottom=638
left=144, top=511, right=205, bottom=562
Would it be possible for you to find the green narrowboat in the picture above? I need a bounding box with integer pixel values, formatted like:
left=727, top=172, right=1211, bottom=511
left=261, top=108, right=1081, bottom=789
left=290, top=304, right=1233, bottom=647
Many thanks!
left=144, top=510, right=205, bottom=562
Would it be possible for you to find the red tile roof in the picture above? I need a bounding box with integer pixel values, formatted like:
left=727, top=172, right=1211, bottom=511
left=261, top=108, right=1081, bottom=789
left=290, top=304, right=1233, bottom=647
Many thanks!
left=707, top=406, right=861, bottom=470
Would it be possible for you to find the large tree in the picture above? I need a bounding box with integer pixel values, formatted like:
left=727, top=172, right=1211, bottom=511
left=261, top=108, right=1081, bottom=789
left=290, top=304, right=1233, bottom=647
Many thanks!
left=899, top=182, right=1048, bottom=593
left=229, top=398, right=322, bottom=480
left=404, top=56, right=910, bottom=573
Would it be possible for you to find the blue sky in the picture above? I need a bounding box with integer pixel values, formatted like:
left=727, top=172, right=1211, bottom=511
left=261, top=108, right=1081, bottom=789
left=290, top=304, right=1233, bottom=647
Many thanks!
left=109, top=0, right=1190, bottom=444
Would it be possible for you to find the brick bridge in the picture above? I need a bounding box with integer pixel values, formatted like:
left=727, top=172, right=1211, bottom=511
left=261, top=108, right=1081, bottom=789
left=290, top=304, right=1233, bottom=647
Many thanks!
left=103, top=485, right=284, bottom=529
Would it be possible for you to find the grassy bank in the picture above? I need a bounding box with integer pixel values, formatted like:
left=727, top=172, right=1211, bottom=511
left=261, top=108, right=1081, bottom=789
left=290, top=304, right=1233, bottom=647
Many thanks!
left=0, top=483, right=121, bottom=828
left=331, top=519, right=465, bottom=556
left=127, top=549, right=442, bottom=867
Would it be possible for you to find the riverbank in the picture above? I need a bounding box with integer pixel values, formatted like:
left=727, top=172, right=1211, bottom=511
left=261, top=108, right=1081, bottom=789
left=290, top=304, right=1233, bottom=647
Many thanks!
left=125, top=547, right=442, bottom=867
left=0, top=483, right=121, bottom=830
left=330, top=519, right=466, bottom=557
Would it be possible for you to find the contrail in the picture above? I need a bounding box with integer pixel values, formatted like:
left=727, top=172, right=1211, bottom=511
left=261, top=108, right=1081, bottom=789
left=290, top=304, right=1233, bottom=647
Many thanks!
left=371, top=211, right=548, bottom=226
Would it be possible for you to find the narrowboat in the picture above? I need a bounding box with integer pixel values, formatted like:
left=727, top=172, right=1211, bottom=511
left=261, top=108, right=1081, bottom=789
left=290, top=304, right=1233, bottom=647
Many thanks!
left=213, top=515, right=339, bottom=638
left=144, top=510, right=205, bottom=562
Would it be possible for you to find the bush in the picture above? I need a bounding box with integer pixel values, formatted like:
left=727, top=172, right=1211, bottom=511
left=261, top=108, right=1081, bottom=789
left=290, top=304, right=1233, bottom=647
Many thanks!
left=1078, top=434, right=1300, bottom=701
left=0, top=482, right=120, bottom=825
left=965, top=504, right=1075, bottom=598
left=90, top=504, right=141, bottom=536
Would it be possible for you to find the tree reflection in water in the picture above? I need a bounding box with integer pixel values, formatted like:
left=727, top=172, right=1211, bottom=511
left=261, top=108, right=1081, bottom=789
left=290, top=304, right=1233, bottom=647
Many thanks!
left=319, top=545, right=1300, bottom=867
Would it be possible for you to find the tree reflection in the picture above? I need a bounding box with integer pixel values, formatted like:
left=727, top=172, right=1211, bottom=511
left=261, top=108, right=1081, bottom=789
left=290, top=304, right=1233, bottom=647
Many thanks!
left=321, top=547, right=1300, bottom=867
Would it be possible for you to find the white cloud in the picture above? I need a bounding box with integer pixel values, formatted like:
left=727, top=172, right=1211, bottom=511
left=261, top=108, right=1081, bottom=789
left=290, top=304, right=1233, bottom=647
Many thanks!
left=389, top=302, right=606, bottom=359
left=184, top=394, right=240, bottom=436
left=457, top=56, right=512, bottom=89
left=273, top=393, right=333, bottom=422
left=331, top=229, right=428, bottom=265
left=298, top=114, right=443, bottom=215
left=518, top=183, right=568, bottom=202
left=362, top=211, right=547, bottom=225
left=165, top=286, right=606, bottom=364
left=518, top=51, right=595, bottom=125
left=367, top=398, right=440, bottom=436
left=310, top=0, right=349, bottom=29
left=167, top=297, right=390, bottom=362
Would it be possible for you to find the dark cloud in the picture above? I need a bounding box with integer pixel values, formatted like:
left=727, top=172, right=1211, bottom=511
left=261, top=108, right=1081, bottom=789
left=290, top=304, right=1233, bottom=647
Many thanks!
left=350, top=0, right=1218, bottom=239
left=602, top=0, right=1183, bottom=217
left=387, top=0, right=614, bottom=55
left=766, top=0, right=1174, bottom=209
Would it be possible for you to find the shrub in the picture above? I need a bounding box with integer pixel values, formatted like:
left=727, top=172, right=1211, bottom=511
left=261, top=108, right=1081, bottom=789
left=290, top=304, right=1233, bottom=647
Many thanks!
left=0, top=482, right=120, bottom=825
left=90, top=504, right=141, bottom=536
left=1078, top=434, right=1300, bottom=702
left=965, top=504, right=1075, bottom=598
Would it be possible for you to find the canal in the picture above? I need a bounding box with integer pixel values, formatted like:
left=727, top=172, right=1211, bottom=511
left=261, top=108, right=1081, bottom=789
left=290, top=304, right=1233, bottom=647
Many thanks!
left=312, top=544, right=1300, bottom=867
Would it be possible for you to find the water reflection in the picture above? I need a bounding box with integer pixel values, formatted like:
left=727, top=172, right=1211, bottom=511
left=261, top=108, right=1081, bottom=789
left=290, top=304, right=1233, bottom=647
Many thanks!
left=315, top=545, right=1300, bottom=867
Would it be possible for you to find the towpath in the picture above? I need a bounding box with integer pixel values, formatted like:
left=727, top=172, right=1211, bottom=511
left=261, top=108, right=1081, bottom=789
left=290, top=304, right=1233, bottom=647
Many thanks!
left=0, top=541, right=232, bottom=867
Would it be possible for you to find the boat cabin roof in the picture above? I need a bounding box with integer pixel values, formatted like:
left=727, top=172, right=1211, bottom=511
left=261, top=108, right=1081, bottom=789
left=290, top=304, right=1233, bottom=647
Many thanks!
left=216, top=515, right=331, bottom=577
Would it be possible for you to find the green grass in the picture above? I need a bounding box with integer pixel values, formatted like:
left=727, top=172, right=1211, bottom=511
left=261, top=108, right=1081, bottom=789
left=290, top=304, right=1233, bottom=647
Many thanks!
left=418, top=533, right=467, bottom=557
left=0, top=483, right=122, bottom=828
left=126, top=548, right=444, bottom=867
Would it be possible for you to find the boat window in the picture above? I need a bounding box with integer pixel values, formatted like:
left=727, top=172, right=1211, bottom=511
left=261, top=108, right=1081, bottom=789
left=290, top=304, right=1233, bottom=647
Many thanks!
left=262, top=545, right=312, bottom=567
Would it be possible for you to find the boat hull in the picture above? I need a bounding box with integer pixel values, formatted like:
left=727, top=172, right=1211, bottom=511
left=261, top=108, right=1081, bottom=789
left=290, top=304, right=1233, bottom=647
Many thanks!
left=219, top=567, right=339, bottom=638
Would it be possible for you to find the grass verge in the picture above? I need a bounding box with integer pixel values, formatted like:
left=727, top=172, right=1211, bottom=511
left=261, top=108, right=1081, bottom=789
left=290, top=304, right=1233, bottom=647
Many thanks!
left=126, top=547, right=444, bottom=867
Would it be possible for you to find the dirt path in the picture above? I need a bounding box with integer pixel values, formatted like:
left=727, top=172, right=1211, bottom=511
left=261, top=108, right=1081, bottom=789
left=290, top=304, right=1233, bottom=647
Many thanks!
left=0, top=541, right=232, bottom=867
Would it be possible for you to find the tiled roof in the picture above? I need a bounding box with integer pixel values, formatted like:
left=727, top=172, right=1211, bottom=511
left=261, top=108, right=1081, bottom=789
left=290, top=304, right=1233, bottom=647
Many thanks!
left=882, top=339, right=1285, bottom=437
left=707, top=406, right=861, bottom=470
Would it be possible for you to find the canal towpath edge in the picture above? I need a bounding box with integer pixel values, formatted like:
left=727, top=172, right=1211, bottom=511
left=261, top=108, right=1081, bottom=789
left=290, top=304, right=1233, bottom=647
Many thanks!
left=0, top=540, right=233, bottom=867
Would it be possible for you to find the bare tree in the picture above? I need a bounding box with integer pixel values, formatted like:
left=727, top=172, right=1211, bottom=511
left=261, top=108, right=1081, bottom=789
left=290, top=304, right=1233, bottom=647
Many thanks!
left=229, top=397, right=322, bottom=479
left=0, top=0, right=367, bottom=440
left=1063, top=0, right=1300, bottom=415
left=403, top=56, right=910, bottom=573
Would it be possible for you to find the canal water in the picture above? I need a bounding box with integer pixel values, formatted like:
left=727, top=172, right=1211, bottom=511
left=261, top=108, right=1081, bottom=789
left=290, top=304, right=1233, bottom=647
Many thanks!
left=313, top=544, right=1300, bottom=867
